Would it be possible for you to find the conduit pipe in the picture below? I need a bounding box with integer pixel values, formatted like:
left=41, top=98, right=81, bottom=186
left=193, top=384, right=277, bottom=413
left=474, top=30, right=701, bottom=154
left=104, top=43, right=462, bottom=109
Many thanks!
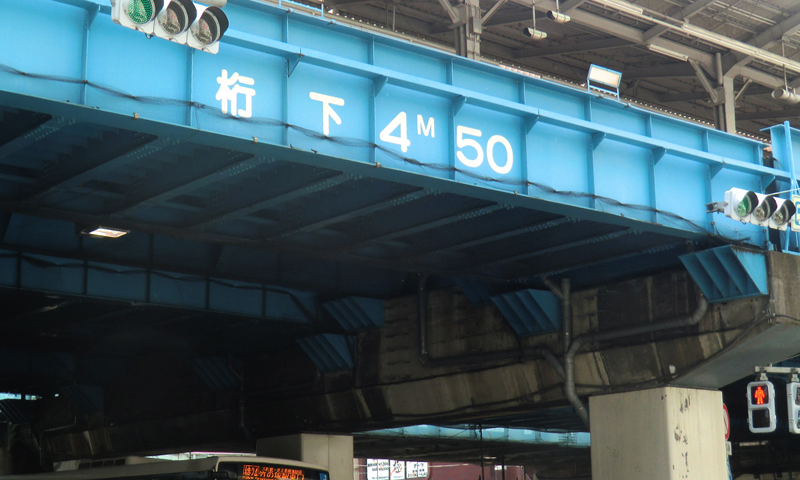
left=418, top=274, right=430, bottom=364
left=543, top=277, right=572, bottom=357
left=564, top=294, right=708, bottom=428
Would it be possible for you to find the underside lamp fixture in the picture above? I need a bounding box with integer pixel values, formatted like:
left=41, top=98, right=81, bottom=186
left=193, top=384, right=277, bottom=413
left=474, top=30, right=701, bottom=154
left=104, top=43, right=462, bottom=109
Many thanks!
left=522, top=0, right=547, bottom=40
left=80, top=226, right=130, bottom=238
left=546, top=0, right=570, bottom=24
left=772, top=87, right=800, bottom=105
left=647, top=44, right=688, bottom=62
left=590, top=0, right=643, bottom=16
left=587, top=64, right=622, bottom=99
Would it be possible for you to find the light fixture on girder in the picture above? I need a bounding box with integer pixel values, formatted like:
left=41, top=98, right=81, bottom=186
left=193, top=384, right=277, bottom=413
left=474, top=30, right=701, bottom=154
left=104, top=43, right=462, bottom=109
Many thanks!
left=522, top=0, right=547, bottom=40
left=586, top=64, right=622, bottom=98
left=647, top=44, right=688, bottom=62
left=111, top=0, right=229, bottom=54
left=79, top=226, right=130, bottom=239
left=546, top=0, right=570, bottom=24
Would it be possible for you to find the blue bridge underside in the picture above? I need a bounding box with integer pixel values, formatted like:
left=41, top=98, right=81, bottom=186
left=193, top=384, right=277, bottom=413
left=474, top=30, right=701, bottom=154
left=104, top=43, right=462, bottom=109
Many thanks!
left=0, top=0, right=798, bottom=296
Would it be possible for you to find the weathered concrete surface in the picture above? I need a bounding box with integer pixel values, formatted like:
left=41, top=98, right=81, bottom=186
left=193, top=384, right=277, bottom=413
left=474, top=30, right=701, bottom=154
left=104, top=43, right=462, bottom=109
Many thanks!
left=38, top=258, right=800, bottom=461
left=590, top=387, right=727, bottom=480
left=673, top=251, right=800, bottom=387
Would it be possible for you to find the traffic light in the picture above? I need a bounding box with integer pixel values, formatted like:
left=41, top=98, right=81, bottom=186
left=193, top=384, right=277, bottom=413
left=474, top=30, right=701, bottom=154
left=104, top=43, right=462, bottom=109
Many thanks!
left=747, top=379, right=776, bottom=433
left=111, top=0, right=229, bottom=54
left=788, top=382, right=800, bottom=434
left=723, top=188, right=796, bottom=230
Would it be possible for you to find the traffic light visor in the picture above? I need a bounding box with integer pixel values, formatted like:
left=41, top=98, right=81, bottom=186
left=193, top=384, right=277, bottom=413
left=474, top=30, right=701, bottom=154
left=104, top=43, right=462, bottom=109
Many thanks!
left=771, top=199, right=797, bottom=229
left=156, top=0, right=197, bottom=36
left=190, top=7, right=228, bottom=45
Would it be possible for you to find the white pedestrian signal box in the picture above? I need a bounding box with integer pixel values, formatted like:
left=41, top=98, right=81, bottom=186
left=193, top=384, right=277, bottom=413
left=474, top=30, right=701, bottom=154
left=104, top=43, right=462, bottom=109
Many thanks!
left=747, top=380, right=777, bottom=433
left=788, top=382, right=800, bottom=433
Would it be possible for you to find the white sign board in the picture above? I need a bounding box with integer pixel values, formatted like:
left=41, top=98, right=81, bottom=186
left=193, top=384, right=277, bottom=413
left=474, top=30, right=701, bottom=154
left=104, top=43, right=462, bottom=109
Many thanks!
left=367, top=459, right=379, bottom=480
left=406, top=462, right=428, bottom=479
left=792, top=194, right=800, bottom=231
left=390, top=461, right=405, bottom=480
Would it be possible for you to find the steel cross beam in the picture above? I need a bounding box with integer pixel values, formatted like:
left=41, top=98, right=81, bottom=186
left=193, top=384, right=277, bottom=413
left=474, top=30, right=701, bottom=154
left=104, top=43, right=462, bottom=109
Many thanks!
left=262, top=189, right=434, bottom=242
left=336, top=204, right=506, bottom=254
left=190, top=174, right=353, bottom=230
left=401, top=217, right=573, bottom=261
left=642, top=0, right=717, bottom=42
left=23, top=137, right=180, bottom=203
left=0, top=117, right=75, bottom=160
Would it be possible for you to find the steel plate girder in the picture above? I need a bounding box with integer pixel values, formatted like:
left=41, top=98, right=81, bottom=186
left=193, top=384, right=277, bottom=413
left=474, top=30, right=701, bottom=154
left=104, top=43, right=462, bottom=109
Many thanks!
left=0, top=0, right=791, bottom=251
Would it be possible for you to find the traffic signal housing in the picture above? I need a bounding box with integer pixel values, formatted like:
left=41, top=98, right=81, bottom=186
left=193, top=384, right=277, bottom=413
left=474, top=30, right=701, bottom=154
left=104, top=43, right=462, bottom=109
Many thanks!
left=788, top=382, right=800, bottom=434
left=723, top=188, right=796, bottom=230
left=747, top=380, right=777, bottom=433
left=111, top=0, right=229, bottom=54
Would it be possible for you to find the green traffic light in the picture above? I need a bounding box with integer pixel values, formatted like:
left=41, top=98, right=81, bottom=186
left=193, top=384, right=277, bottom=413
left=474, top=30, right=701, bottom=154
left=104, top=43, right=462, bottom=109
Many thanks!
left=737, top=196, right=751, bottom=218
left=127, top=0, right=154, bottom=24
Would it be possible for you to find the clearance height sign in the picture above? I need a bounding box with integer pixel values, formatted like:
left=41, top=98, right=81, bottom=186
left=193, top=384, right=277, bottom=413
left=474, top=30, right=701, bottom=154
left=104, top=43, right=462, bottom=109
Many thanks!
left=367, top=460, right=429, bottom=480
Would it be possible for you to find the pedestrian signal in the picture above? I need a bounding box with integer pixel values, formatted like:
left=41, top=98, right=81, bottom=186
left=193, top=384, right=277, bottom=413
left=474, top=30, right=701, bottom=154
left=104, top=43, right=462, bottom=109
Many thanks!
left=788, top=383, right=800, bottom=434
left=747, top=380, right=776, bottom=433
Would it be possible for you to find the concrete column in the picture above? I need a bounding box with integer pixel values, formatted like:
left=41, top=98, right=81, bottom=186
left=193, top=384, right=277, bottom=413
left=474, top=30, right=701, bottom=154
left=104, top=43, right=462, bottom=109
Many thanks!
left=256, top=434, right=353, bottom=480
left=590, top=386, right=727, bottom=480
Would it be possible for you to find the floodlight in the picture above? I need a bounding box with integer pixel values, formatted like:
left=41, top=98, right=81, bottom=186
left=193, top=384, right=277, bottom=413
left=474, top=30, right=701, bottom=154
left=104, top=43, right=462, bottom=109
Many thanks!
left=546, top=11, right=571, bottom=23
left=587, top=64, right=622, bottom=98
left=187, top=5, right=229, bottom=54
left=773, top=87, right=800, bottom=105
left=522, top=27, right=548, bottom=40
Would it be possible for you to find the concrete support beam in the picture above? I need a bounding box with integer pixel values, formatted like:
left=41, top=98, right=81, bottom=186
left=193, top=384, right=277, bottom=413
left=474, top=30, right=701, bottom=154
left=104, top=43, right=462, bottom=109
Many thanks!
left=257, top=434, right=354, bottom=480
left=590, top=387, right=727, bottom=480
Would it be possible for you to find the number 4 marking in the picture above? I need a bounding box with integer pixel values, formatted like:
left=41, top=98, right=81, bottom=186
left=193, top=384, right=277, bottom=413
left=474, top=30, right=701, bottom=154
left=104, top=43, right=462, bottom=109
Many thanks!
left=380, top=111, right=411, bottom=152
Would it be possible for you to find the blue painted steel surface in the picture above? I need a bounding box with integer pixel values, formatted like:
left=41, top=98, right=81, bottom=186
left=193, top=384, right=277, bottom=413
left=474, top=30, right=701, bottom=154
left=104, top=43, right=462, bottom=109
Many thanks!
left=679, top=246, right=768, bottom=303
left=763, top=122, right=800, bottom=252
left=490, top=289, right=561, bottom=336
left=357, top=424, right=590, bottom=447
left=0, top=245, right=315, bottom=322
left=0, top=0, right=788, bottom=253
left=296, top=333, right=354, bottom=372
left=323, top=297, right=385, bottom=332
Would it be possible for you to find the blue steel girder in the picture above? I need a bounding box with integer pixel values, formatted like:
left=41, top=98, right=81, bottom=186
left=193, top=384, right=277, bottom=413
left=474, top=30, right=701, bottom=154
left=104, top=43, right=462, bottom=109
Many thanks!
left=1, top=0, right=795, bottom=285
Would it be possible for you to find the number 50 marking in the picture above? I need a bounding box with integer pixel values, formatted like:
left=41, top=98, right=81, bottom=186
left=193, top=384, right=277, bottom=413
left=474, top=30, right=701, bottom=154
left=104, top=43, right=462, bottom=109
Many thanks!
left=456, top=125, right=514, bottom=174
